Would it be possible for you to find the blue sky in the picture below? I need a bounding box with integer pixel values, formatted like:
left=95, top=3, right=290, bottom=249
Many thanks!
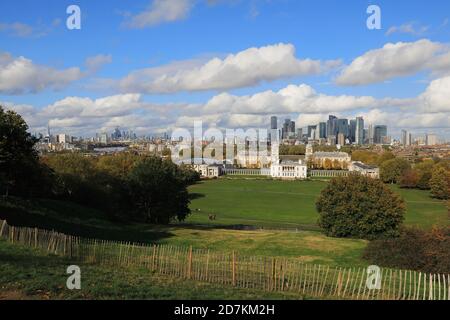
left=0, top=0, right=450, bottom=139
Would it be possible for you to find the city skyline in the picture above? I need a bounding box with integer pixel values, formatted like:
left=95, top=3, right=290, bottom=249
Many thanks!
left=0, top=1, right=450, bottom=139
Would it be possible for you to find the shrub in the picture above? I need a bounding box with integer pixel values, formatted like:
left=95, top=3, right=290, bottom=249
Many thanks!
left=363, top=226, right=450, bottom=273
left=316, top=174, right=405, bottom=240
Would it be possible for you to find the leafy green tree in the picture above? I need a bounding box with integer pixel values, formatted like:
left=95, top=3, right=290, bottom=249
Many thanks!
left=316, top=174, right=405, bottom=239
left=0, top=106, right=51, bottom=197
left=376, top=151, right=395, bottom=166
left=127, top=157, right=191, bottom=224
left=178, top=164, right=201, bottom=185
left=429, top=166, right=450, bottom=200
left=380, top=158, right=411, bottom=184
left=95, top=153, right=141, bottom=179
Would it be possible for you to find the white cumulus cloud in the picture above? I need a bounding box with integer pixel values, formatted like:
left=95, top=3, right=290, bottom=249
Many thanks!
left=336, top=39, right=450, bottom=86
left=124, top=0, right=193, bottom=29
left=117, top=43, right=341, bottom=93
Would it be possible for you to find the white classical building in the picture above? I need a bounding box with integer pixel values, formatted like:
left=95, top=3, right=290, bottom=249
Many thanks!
left=192, top=163, right=223, bottom=178
left=270, top=143, right=308, bottom=179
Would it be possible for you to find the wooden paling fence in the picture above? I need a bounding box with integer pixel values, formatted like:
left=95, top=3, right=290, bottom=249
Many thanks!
left=1, top=219, right=449, bottom=300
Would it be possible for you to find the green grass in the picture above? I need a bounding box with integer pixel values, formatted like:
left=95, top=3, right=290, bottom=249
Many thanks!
left=0, top=240, right=307, bottom=300
left=186, top=179, right=449, bottom=229
left=0, top=179, right=446, bottom=273
left=0, top=197, right=367, bottom=267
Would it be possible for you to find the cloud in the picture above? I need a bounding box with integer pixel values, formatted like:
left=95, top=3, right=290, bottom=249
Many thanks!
left=336, top=39, right=450, bottom=86
left=85, top=54, right=113, bottom=73
left=124, top=0, right=193, bottom=29
left=0, top=52, right=112, bottom=95
left=0, top=22, right=33, bottom=37
left=419, top=76, right=450, bottom=113
left=5, top=75, right=450, bottom=137
left=115, top=43, right=341, bottom=93
left=386, top=22, right=429, bottom=36
left=0, top=52, right=83, bottom=95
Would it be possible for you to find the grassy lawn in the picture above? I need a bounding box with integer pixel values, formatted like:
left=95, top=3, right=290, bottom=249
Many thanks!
left=0, top=240, right=306, bottom=300
left=0, top=178, right=445, bottom=273
left=186, top=178, right=449, bottom=229
left=0, top=197, right=367, bottom=267
left=153, top=227, right=367, bottom=267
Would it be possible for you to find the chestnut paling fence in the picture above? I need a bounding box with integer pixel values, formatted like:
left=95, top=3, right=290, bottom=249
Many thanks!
left=1, top=219, right=449, bottom=300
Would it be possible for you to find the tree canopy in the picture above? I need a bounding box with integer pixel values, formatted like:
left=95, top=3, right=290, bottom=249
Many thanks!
left=316, top=174, right=405, bottom=240
left=0, top=106, right=52, bottom=197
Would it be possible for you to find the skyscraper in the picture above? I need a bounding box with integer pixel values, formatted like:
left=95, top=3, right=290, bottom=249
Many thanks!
left=336, top=119, right=349, bottom=138
left=289, top=121, right=296, bottom=138
left=270, top=116, right=278, bottom=130
left=282, top=119, right=290, bottom=139
left=355, top=117, right=364, bottom=145
left=368, top=124, right=374, bottom=145
left=426, top=133, right=438, bottom=146
left=307, top=125, right=317, bottom=139
left=374, top=125, right=387, bottom=144
left=318, top=122, right=327, bottom=139
left=401, top=130, right=411, bottom=146
left=327, top=115, right=337, bottom=138
left=349, top=119, right=356, bottom=143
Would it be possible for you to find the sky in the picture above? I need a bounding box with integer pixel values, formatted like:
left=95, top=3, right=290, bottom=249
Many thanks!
left=0, top=0, right=450, bottom=140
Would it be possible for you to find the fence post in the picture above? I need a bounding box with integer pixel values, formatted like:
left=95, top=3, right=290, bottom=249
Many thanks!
left=0, top=220, right=6, bottom=238
left=232, top=251, right=236, bottom=287
left=187, top=246, right=193, bottom=279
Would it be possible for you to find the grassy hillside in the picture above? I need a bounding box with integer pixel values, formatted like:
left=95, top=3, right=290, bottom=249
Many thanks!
left=0, top=197, right=367, bottom=267
left=186, top=178, right=449, bottom=229
left=0, top=240, right=306, bottom=300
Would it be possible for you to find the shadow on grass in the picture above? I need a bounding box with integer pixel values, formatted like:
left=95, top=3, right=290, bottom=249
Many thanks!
left=0, top=203, right=175, bottom=244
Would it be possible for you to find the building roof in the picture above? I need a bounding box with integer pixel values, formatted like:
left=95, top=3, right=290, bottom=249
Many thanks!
left=352, top=162, right=378, bottom=170
left=313, top=152, right=350, bottom=158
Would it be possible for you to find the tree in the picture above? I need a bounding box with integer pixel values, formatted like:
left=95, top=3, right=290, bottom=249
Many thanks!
left=429, top=166, right=450, bottom=200
left=380, top=158, right=411, bottom=184
left=127, top=157, right=191, bottom=224
left=0, top=106, right=51, bottom=197
left=316, top=174, right=405, bottom=239
left=399, top=169, right=419, bottom=188
left=376, top=151, right=395, bottom=166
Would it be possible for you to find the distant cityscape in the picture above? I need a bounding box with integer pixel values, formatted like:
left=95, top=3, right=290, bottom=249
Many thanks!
left=269, top=115, right=440, bottom=147
left=32, top=114, right=443, bottom=153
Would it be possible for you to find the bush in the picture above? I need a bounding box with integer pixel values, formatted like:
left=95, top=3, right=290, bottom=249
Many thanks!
left=363, top=226, right=450, bottom=273
left=316, top=174, right=405, bottom=240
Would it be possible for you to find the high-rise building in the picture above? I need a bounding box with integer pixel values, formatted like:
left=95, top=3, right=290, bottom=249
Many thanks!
left=327, top=115, right=337, bottom=138
left=349, top=120, right=356, bottom=143
left=307, top=125, right=317, bottom=139
left=282, top=119, right=290, bottom=139
left=401, top=130, right=412, bottom=146
left=336, top=119, right=349, bottom=138
left=289, top=121, right=296, bottom=138
left=318, top=122, right=327, bottom=139
left=355, top=117, right=364, bottom=145
left=57, top=134, right=71, bottom=144
left=337, top=133, right=346, bottom=146
left=374, top=125, right=387, bottom=144
left=270, top=116, right=278, bottom=130
left=296, top=128, right=303, bottom=139
left=368, top=124, right=374, bottom=145
left=426, top=134, right=438, bottom=146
